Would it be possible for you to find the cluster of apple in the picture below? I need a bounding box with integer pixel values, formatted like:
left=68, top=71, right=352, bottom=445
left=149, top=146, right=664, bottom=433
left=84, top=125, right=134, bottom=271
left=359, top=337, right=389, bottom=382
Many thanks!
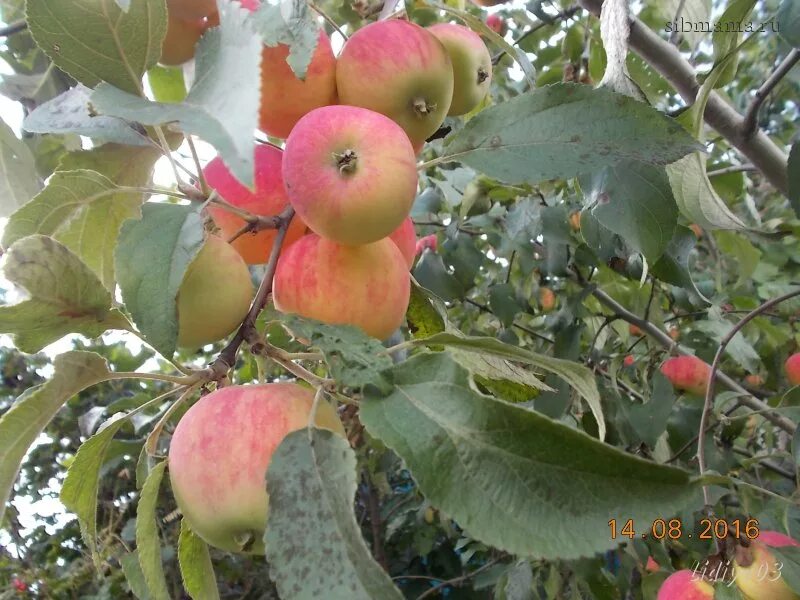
left=656, top=529, right=800, bottom=599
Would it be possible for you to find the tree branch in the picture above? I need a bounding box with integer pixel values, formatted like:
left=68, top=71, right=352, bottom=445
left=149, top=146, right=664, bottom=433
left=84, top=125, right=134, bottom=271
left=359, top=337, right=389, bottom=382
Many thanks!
left=588, top=286, right=797, bottom=434
left=491, top=6, right=581, bottom=65
left=578, top=0, right=790, bottom=195
left=0, top=20, right=27, bottom=37
left=742, top=49, right=800, bottom=138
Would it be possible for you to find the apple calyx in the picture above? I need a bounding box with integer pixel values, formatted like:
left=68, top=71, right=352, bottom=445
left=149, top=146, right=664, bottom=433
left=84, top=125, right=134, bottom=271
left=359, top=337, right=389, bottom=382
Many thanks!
left=334, top=149, right=359, bottom=174
left=734, top=541, right=755, bottom=568
left=477, top=66, right=489, bottom=84
left=412, top=97, right=437, bottom=117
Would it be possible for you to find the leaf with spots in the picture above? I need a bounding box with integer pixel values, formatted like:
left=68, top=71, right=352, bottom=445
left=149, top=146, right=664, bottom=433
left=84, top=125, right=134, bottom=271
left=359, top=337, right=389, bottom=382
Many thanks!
left=27, top=0, right=166, bottom=94
left=406, top=280, right=447, bottom=340
left=265, top=428, right=404, bottom=600
left=0, top=235, right=130, bottom=353
left=361, top=352, right=697, bottom=559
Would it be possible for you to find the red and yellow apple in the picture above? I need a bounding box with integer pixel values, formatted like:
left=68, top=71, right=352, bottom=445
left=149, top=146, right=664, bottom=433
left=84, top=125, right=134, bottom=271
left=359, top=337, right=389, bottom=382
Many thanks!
left=416, top=234, right=438, bottom=255
left=176, top=235, right=254, bottom=348
left=160, top=14, right=206, bottom=66
left=272, top=234, right=411, bottom=340
left=785, top=353, right=800, bottom=386
left=539, top=287, right=556, bottom=312
left=657, top=570, right=713, bottom=599
left=660, top=356, right=711, bottom=396
left=282, top=105, right=418, bottom=246
left=486, top=14, right=507, bottom=36
left=167, top=0, right=217, bottom=20
left=205, top=145, right=306, bottom=264
left=389, top=217, right=417, bottom=269
left=336, top=20, right=454, bottom=148
left=735, top=530, right=800, bottom=600
left=168, top=383, right=344, bottom=553
left=428, top=23, right=492, bottom=116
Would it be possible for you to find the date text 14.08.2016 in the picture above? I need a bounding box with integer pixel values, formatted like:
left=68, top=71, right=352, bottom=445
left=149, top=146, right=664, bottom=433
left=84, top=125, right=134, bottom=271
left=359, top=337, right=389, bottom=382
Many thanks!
left=608, top=518, right=760, bottom=541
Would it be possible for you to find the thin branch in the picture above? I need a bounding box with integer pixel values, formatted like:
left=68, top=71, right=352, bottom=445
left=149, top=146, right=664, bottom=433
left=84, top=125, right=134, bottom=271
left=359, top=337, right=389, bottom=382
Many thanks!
left=667, top=0, right=687, bottom=45
left=465, top=298, right=555, bottom=344
left=491, top=6, right=581, bottom=65
left=730, top=447, right=797, bottom=482
left=578, top=0, right=790, bottom=195
left=310, top=2, right=348, bottom=40
left=364, top=474, right=388, bottom=570
left=206, top=207, right=295, bottom=380
left=706, top=164, right=756, bottom=177
left=699, top=288, right=800, bottom=507
left=0, top=20, right=27, bottom=37
left=742, top=49, right=800, bottom=138
left=226, top=213, right=285, bottom=244
left=185, top=136, right=208, bottom=195
left=588, top=286, right=796, bottom=434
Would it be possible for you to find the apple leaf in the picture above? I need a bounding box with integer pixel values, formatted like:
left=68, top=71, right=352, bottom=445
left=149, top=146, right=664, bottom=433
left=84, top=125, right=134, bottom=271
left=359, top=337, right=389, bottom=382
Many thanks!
left=580, top=161, right=678, bottom=262
left=711, top=0, right=756, bottom=87
left=26, top=0, right=166, bottom=94
left=0, top=351, right=111, bottom=523
left=178, top=520, right=220, bottom=600
left=0, top=235, right=131, bottom=353
left=115, top=203, right=206, bottom=358
left=279, top=315, right=394, bottom=393
left=361, top=353, right=697, bottom=559
left=658, top=0, right=711, bottom=50
left=147, top=65, right=187, bottom=104
left=91, top=2, right=261, bottom=186
left=778, top=0, right=800, bottom=47
left=120, top=552, right=151, bottom=600
left=265, top=428, right=404, bottom=600
left=136, top=460, right=170, bottom=600
left=0, top=117, right=41, bottom=217
left=412, top=332, right=605, bottom=441
left=23, top=85, right=151, bottom=146
left=651, top=225, right=702, bottom=293
left=406, top=280, right=447, bottom=340
left=3, top=169, right=152, bottom=290
left=253, top=0, right=319, bottom=79
left=443, top=83, right=700, bottom=185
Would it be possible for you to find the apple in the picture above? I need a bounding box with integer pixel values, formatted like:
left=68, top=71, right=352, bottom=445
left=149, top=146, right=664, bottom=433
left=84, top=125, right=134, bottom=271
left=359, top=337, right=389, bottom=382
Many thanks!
left=389, top=217, right=417, bottom=269
left=657, top=570, right=713, bottom=599
left=660, top=356, right=711, bottom=396
left=336, top=20, right=454, bottom=149
left=486, top=14, right=507, bottom=36
left=416, top=234, right=438, bottom=255
left=259, top=30, right=338, bottom=139
left=167, top=0, right=217, bottom=20
left=645, top=556, right=660, bottom=572
left=745, top=374, right=764, bottom=387
left=282, top=105, right=418, bottom=246
left=176, top=235, right=254, bottom=348
left=160, top=14, right=205, bottom=66
left=205, top=145, right=306, bottom=264
left=623, top=355, right=635, bottom=367
left=689, top=223, right=703, bottom=238
left=785, top=353, right=800, bottom=385
left=569, top=211, right=581, bottom=231
left=272, top=234, right=411, bottom=340
left=735, top=530, right=800, bottom=600
left=539, top=287, right=556, bottom=312
left=629, top=323, right=643, bottom=336
left=669, top=326, right=681, bottom=341
left=428, top=23, right=492, bottom=116
left=168, top=383, right=344, bottom=553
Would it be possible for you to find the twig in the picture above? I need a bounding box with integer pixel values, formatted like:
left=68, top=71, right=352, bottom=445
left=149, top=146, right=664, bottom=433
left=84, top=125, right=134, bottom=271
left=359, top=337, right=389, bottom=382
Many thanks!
left=310, top=2, right=348, bottom=40
left=594, top=367, right=645, bottom=402
left=491, top=6, right=581, bottom=65
left=0, top=20, right=27, bottom=37
left=730, top=447, right=796, bottom=482
left=667, top=0, right=687, bottom=45
left=206, top=207, right=295, bottom=380
left=465, top=298, right=555, bottom=344
left=226, top=213, right=285, bottom=244
left=364, top=474, right=388, bottom=570
left=185, top=136, right=208, bottom=195
left=742, top=49, right=800, bottom=138
left=698, top=288, right=800, bottom=508
left=706, top=164, right=756, bottom=177
left=588, top=287, right=796, bottom=434
left=416, top=559, right=501, bottom=599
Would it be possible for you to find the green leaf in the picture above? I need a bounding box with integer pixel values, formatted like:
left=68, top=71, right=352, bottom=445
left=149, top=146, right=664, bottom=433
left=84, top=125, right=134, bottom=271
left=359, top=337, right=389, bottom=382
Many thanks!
left=789, top=142, right=800, bottom=217
left=714, top=230, right=761, bottom=288
left=115, top=203, right=205, bottom=358
left=136, top=461, right=170, bottom=600
left=121, top=551, right=152, bottom=600
left=92, top=2, right=262, bottom=186
left=178, top=520, right=220, bottom=600
left=443, top=83, right=700, bottom=185
left=280, top=315, right=394, bottom=393
left=580, top=161, right=678, bottom=262
left=264, top=428, right=404, bottom=600
left=489, top=283, right=522, bottom=327
left=253, top=0, right=319, bottom=79
left=0, top=235, right=130, bottom=353
left=413, top=332, right=605, bottom=441
left=711, top=0, right=756, bottom=87
left=361, top=353, right=697, bottom=559
left=621, top=372, right=675, bottom=447
left=659, top=0, right=711, bottom=50
left=3, top=169, right=150, bottom=290
left=769, top=546, right=800, bottom=594
left=406, top=280, right=447, bottom=339
left=412, top=251, right=465, bottom=302
left=147, top=65, right=187, bottom=103
left=27, top=0, right=166, bottom=94
left=651, top=225, right=701, bottom=292
left=778, top=0, right=800, bottom=47
left=451, top=348, right=552, bottom=393
left=0, top=117, right=41, bottom=217
left=694, top=314, right=760, bottom=372
left=23, top=84, right=151, bottom=146
left=0, top=351, right=111, bottom=523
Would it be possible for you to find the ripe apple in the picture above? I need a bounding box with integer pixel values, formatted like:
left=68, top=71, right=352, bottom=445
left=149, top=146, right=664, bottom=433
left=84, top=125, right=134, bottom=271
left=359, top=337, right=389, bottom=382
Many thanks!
left=428, top=23, right=492, bottom=116
left=416, top=234, right=438, bottom=255
left=282, top=105, right=418, bottom=245
left=623, top=355, right=635, bottom=367
left=160, top=14, right=205, bottom=66
left=660, top=355, right=711, bottom=396
left=745, top=374, right=764, bottom=387
left=167, top=0, right=217, bottom=20
left=668, top=326, right=681, bottom=341
left=176, top=235, right=254, bottom=349
left=645, top=556, right=660, bottom=572
left=272, top=234, right=411, bottom=340
left=785, top=353, right=800, bottom=385
left=629, top=323, right=643, bottom=336
left=657, top=570, right=713, bottom=599
left=735, top=530, right=800, bottom=600
left=205, top=145, right=306, bottom=264
left=168, top=383, right=344, bottom=553
left=259, top=30, right=338, bottom=139
left=486, top=14, right=507, bottom=36
left=539, top=287, right=556, bottom=312
left=568, top=211, right=581, bottom=231
left=389, top=217, right=417, bottom=269
left=336, top=20, right=454, bottom=149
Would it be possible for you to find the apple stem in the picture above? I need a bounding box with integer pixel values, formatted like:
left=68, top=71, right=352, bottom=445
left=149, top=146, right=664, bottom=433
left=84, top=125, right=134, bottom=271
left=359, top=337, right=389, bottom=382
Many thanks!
left=412, top=97, right=436, bottom=117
